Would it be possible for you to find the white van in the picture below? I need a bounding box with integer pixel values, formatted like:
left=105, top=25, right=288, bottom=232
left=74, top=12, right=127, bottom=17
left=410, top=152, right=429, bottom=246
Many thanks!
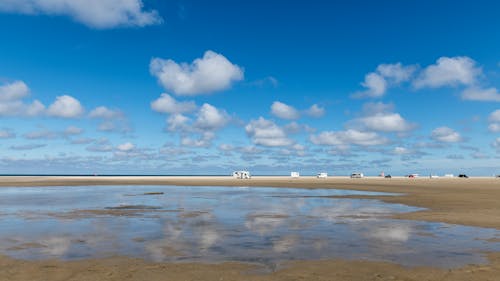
left=317, top=172, right=328, bottom=178
left=350, top=173, right=364, bottom=178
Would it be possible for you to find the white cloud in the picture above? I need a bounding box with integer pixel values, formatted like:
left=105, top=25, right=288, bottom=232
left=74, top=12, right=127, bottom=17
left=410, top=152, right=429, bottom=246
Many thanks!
left=117, top=142, right=135, bottom=152
left=488, top=109, right=500, bottom=133
left=489, top=109, right=500, bottom=123
left=180, top=134, right=213, bottom=148
left=305, top=104, right=325, bottom=118
left=376, top=63, right=416, bottom=83
left=89, top=106, right=130, bottom=133
left=357, top=72, right=387, bottom=98
left=64, top=126, right=83, bottom=136
left=353, top=63, right=415, bottom=98
left=150, top=50, right=244, bottom=96
left=0, top=80, right=29, bottom=101
left=0, top=81, right=45, bottom=117
left=271, top=101, right=300, bottom=120
left=194, top=103, right=230, bottom=131
left=0, top=0, right=162, bottom=29
left=166, top=114, right=190, bottom=132
left=356, top=113, right=414, bottom=132
left=431, top=126, right=462, bottom=143
left=392, top=146, right=411, bottom=155
left=492, top=137, right=500, bottom=152
left=489, top=123, right=500, bottom=133
left=89, top=106, right=122, bottom=119
left=47, top=95, right=84, bottom=118
left=413, top=56, right=481, bottom=88
left=150, top=93, right=197, bottom=114
left=284, top=122, right=315, bottom=134
left=348, top=102, right=415, bottom=132
left=461, top=87, right=500, bottom=102
left=245, top=117, right=293, bottom=147
left=0, top=129, right=15, bottom=139
left=310, top=129, right=389, bottom=147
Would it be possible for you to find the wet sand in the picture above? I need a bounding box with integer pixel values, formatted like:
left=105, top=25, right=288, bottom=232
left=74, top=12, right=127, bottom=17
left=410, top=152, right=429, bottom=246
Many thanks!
left=1, top=176, right=499, bottom=280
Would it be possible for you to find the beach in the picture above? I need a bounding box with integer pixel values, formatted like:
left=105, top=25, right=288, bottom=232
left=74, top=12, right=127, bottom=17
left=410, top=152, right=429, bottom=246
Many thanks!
left=1, top=176, right=499, bottom=281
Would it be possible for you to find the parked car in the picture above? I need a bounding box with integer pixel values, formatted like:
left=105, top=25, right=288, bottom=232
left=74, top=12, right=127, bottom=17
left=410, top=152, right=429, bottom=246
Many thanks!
left=458, top=174, right=469, bottom=178
left=384, top=175, right=392, bottom=178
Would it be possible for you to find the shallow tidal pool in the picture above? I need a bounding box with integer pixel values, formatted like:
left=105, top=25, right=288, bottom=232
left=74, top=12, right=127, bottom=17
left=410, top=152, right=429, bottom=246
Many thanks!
left=0, top=185, right=499, bottom=268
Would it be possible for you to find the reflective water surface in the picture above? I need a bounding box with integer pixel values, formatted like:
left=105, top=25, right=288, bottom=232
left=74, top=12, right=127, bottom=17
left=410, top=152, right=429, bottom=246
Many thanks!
left=0, top=185, right=499, bottom=268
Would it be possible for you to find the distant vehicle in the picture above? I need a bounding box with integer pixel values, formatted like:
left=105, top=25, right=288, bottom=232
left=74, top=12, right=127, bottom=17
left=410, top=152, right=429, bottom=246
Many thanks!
left=497, top=175, right=500, bottom=178
left=443, top=174, right=454, bottom=178
left=350, top=172, right=364, bottom=178
left=384, top=175, right=392, bottom=178
left=430, top=174, right=439, bottom=179
left=317, top=172, right=328, bottom=178
left=232, top=171, right=251, bottom=179
left=458, top=174, right=469, bottom=178
left=407, top=174, right=419, bottom=178
left=290, top=172, right=300, bottom=178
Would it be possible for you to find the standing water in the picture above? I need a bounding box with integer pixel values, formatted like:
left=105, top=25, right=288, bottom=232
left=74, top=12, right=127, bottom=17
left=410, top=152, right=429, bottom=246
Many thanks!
left=0, top=185, right=499, bottom=268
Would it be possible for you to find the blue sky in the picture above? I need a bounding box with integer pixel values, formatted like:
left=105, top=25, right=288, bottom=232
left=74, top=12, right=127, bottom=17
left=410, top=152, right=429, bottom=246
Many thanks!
left=0, top=0, right=499, bottom=175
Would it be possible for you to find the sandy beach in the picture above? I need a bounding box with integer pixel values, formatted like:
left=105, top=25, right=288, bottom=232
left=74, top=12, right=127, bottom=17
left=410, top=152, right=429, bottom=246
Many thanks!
left=1, top=176, right=499, bottom=281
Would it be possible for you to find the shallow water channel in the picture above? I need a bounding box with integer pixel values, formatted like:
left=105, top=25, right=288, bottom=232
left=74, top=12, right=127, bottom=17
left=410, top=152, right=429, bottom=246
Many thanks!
left=0, top=185, right=499, bottom=268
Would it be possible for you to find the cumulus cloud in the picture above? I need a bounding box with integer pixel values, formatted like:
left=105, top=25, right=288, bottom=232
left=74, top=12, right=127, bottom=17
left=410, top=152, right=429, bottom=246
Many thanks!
left=0, top=80, right=29, bottom=101
left=0, top=80, right=45, bottom=117
left=150, top=50, right=244, bottom=96
left=413, top=56, right=481, bottom=88
left=353, top=62, right=416, bottom=98
left=160, top=103, right=230, bottom=147
left=245, top=117, right=294, bottom=147
left=356, top=113, right=415, bottom=132
left=431, top=126, right=462, bottom=143
left=310, top=129, right=389, bottom=147
left=166, top=114, right=190, bottom=132
left=194, top=103, right=230, bottom=130
left=180, top=133, right=214, bottom=148
left=0, top=0, right=163, bottom=29
left=348, top=102, right=415, bottom=132
left=151, top=93, right=197, bottom=114
left=461, top=87, right=500, bottom=102
left=271, top=101, right=300, bottom=120
left=47, top=95, right=84, bottom=118
left=488, top=109, right=500, bottom=132
left=89, top=106, right=130, bottom=133
left=117, top=142, right=135, bottom=152
left=89, top=106, right=122, bottom=119
left=305, top=104, right=325, bottom=118
left=376, top=63, right=416, bottom=83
